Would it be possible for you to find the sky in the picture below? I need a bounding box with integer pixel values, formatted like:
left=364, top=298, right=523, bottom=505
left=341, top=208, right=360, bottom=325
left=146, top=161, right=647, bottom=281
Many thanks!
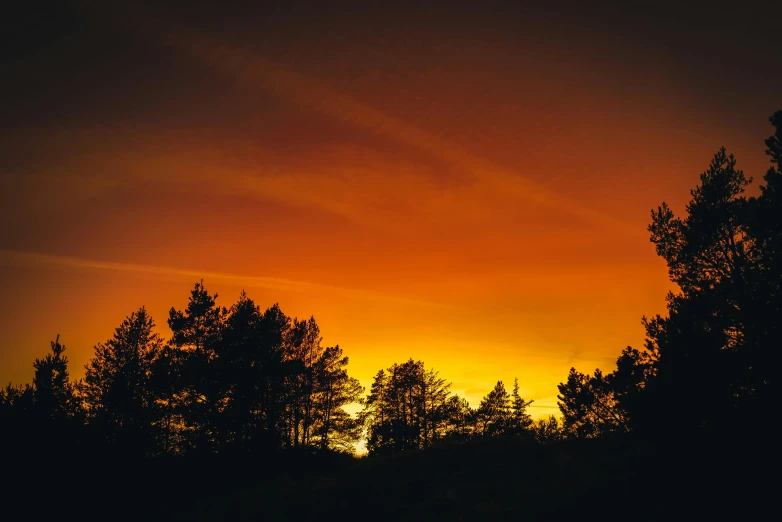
left=1, top=1, right=780, bottom=417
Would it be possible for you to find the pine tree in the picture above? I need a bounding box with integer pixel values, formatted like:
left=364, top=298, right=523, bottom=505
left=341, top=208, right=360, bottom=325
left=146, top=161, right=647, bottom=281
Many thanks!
left=509, top=377, right=533, bottom=435
left=476, top=380, right=511, bottom=436
left=167, top=281, right=226, bottom=452
left=361, top=360, right=457, bottom=454
left=311, top=345, right=364, bottom=451
left=284, top=316, right=325, bottom=447
left=82, top=307, right=163, bottom=454
left=557, top=367, right=627, bottom=438
left=33, top=335, right=76, bottom=420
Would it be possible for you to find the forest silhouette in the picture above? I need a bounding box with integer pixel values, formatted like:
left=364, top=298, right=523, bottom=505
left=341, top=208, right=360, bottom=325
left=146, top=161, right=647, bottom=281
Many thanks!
left=2, top=111, right=780, bottom=520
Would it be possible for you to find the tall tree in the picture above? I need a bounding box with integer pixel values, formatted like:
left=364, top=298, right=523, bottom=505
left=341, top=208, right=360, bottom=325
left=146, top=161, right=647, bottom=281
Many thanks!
left=420, top=367, right=451, bottom=447
left=509, top=377, right=534, bottom=436
left=745, top=110, right=782, bottom=418
left=32, top=335, right=76, bottom=420
left=1, top=338, right=83, bottom=465
left=361, top=359, right=456, bottom=454
left=360, top=369, right=389, bottom=453
left=167, top=281, right=226, bottom=452
left=647, top=141, right=768, bottom=432
left=311, top=345, right=364, bottom=451
left=82, top=308, right=163, bottom=454
left=217, top=294, right=291, bottom=451
left=283, top=316, right=325, bottom=447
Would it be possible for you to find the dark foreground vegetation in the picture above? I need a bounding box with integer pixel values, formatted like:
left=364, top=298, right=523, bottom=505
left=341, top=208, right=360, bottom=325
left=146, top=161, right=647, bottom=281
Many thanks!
left=6, top=435, right=774, bottom=521
left=2, top=111, right=781, bottom=519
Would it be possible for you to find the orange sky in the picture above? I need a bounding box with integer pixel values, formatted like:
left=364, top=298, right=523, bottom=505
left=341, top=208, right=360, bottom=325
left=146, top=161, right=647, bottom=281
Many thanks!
left=1, top=2, right=780, bottom=417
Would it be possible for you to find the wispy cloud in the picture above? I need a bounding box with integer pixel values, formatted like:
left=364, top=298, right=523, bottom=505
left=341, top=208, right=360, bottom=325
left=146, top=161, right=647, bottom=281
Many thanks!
left=2, top=6, right=638, bottom=236
left=114, top=5, right=634, bottom=234
left=0, top=249, right=452, bottom=309
left=2, top=130, right=607, bottom=238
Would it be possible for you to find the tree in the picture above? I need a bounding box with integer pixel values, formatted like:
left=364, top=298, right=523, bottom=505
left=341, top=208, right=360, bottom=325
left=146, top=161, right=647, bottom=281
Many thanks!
left=645, top=120, right=782, bottom=433
left=509, top=377, right=533, bottom=436
left=608, top=346, right=657, bottom=433
left=751, top=110, right=782, bottom=275
left=82, top=307, right=163, bottom=454
left=283, top=316, right=325, bottom=447
left=254, top=302, right=297, bottom=445
left=32, top=335, right=77, bottom=420
left=216, top=294, right=291, bottom=452
left=420, top=367, right=451, bottom=447
left=745, top=110, right=782, bottom=419
left=441, top=395, right=474, bottom=443
left=360, top=369, right=389, bottom=453
left=361, top=359, right=456, bottom=454
left=557, top=367, right=628, bottom=438
left=476, top=381, right=511, bottom=436
left=167, top=281, right=226, bottom=452
left=310, top=345, right=364, bottom=451
left=1, top=337, right=85, bottom=470
left=380, top=359, right=426, bottom=453
left=148, top=341, right=185, bottom=454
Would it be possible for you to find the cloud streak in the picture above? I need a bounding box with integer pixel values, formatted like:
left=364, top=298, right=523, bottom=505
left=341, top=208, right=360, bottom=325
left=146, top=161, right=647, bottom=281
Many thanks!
left=0, top=249, right=451, bottom=309
left=113, top=5, right=634, bottom=234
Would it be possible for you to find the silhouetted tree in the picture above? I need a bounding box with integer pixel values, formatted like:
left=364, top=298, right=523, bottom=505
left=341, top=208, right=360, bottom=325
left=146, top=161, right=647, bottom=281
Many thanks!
left=608, top=346, right=656, bottom=433
left=361, top=359, right=454, bottom=454
left=645, top=118, right=782, bottom=434
left=33, top=335, right=77, bottom=420
left=379, top=359, right=426, bottom=453
left=476, top=381, right=511, bottom=436
left=557, top=368, right=628, bottom=438
left=441, top=395, right=474, bottom=443
left=745, top=110, right=782, bottom=420
left=216, top=294, right=291, bottom=452
left=360, top=369, right=389, bottom=452
left=420, top=366, right=451, bottom=446
left=283, top=316, right=324, bottom=447
left=167, top=281, right=226, bottom=452
left=148, top=341, right=185, bottom=454
left=253, top=303, right=298, bottom=447
left=508, top=377, right=533, bottom=436
left=310, top=346, right=364, bottom=450
left=82, top=308, right=163, bottom=454
left=1, top=337, right=86, bottom=463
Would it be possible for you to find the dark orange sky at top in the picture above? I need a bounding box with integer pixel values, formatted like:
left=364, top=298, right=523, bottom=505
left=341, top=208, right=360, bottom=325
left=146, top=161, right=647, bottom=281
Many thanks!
left=1, top=1, right=780, bottom=417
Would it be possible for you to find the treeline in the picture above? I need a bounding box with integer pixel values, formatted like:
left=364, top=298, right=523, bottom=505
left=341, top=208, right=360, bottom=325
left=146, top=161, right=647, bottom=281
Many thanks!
left=361, top=365, right=540, bottom=454
left=1, top=286, right=367, bottom=457
left=2, top=111, right=781, bottom=462
left=0, top=285, right=547, bottom=458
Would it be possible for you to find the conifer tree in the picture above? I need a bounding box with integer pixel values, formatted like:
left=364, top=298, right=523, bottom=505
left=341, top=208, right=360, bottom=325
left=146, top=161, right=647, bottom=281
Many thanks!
left=476, top=380, right=511, bottom=436
left=82, top=308, right=163, bottom=453
left=509, top=377, right=533, bottom=435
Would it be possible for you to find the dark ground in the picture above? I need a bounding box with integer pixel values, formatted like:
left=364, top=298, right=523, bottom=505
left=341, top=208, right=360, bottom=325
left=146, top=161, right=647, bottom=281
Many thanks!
left=5, top=436, right=772, bottom=521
